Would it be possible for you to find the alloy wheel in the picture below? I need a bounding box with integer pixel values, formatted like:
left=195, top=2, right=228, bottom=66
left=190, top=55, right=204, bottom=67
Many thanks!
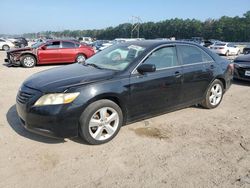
left=88, top=107, right=119, bottom=141
left=23, top=56, right=35, bottom=67
left=209, top=84, right=222, bottom=106
left=77, top=55, right=86, bottom=63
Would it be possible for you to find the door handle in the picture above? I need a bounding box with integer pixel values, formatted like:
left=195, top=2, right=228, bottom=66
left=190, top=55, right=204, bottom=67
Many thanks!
left=174, top=71, right=182, bottom=78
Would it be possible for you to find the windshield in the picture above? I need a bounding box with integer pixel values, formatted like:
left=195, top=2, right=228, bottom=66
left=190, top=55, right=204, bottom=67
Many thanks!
left=215, top=43, right=226, bottom=46
left=32, top=42, right=44, bottom=48
left=85, top=43, right=146, bottom=71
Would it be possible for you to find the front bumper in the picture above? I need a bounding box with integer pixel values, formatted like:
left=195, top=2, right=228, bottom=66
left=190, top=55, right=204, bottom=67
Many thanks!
left=5, top=53, right=20, bottom=66
left=16, top=85, right=82, bottom=138
left=234, top=65, right=250, bottom=81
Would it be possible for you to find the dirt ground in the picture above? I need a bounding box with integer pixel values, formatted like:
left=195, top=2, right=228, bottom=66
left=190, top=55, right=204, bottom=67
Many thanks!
left=0, top=51, right=250, bottom=188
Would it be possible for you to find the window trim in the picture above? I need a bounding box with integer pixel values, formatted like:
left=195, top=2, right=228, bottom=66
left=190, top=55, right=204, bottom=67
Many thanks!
left=176, top=44, right=214, bottom=66
left=132, top=43, right=215, bottom=75
left=132, top=44, right=177, bottom=74
left=45, top=41, right=61, bottom=49
left=61, top=41, right=77, bottom=49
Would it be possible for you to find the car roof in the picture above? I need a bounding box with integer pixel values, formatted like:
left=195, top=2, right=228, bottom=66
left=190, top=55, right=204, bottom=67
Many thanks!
left=46, top=39, right=80, bottom=44
left=119, top=40, right=203, bottom=48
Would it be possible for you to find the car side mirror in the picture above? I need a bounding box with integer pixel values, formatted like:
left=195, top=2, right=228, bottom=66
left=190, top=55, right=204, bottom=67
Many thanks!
left=41, top=46, right=47, bottom=50
left=137, top=64, right=156, bottom=74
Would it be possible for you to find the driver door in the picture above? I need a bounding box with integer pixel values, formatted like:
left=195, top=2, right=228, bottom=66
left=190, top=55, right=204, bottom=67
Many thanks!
left=128, top=45, right=183, bottom=120
left=38, top=41, right=61, bottom=63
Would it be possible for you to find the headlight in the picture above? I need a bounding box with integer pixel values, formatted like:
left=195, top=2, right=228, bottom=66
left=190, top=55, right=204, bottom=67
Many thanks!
left=34, top=92, right=80, bottom=106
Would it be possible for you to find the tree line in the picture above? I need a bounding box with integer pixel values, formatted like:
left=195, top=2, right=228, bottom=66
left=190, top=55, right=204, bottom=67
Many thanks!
left=23, top=11, right=250, bottom=42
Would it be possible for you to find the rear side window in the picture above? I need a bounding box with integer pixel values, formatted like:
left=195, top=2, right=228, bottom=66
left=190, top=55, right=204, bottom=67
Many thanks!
left=62, top=41, right=76, bottom=48
left=143, top=46, right=178, bottom=70
left=177, top=45, right=213, bottom=65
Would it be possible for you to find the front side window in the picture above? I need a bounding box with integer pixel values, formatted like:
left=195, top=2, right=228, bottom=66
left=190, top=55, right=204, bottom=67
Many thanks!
left=46, top=41, right=60, bottom=49
left=0, top=39, right=5, bottom=42
left=143, top=46, right=178, bottom=70
left=177, top=45, right=213, bottom=65
left=62, top=41, right=76, bottom=48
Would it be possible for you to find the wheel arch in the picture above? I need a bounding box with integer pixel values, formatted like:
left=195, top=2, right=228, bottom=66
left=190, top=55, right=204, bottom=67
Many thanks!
left=20, top=53, right=38, bottom=63
left=76, top=53, right=87, bottom=58
left=214, top=76, right=226, bottom=90
left=2, top=44, right=10, bottom=50
left=83, top=93, right=128, bottom=124
left=202, top=76, right=226, bottom=100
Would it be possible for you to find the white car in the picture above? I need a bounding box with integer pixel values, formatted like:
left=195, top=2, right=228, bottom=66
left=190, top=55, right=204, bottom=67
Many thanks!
left=210, top=42, right=241, bottom=56
left=0, top=39, right=15, bottom=51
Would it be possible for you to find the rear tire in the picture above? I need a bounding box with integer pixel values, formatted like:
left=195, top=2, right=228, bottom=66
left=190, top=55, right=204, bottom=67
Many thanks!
left=201, top=79, right=224, bottom=109
left=20, top=55, right=36, bottom=68
left=76, top=54, right=86, bottom=63
left=2, top=45, right=10, bottom=51
left=79, top=99, right=123, bottom=145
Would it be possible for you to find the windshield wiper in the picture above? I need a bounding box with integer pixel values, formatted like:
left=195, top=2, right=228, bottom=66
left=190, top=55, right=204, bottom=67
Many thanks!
left=85, top=63, right=103, bottom=69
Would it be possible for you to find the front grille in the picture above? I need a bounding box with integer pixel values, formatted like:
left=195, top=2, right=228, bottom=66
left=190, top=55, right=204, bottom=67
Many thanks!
left=236, top=67, right=250, bottom=78
left=17, top=91, right=34, bottom=104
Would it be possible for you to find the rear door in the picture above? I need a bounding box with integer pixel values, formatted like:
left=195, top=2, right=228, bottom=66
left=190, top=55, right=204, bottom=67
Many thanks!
left=59, top=41, right=77, bottom=62
left=128, top=45, right=183, bottom=120
left=176, top=44, right=214, bottom=104
left=38, top=41, right=61, bottom=63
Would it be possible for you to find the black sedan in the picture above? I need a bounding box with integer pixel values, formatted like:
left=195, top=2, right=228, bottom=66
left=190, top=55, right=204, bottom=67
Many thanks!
left=16, top=41, right=233, bottom=144
left=234, top=54, right=250, bottom=81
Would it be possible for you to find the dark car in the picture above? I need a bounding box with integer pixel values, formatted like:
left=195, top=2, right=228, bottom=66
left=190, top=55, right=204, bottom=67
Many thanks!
left=5, top=40, right=95, bottom=67
left=13, top=37, right=28, bottom=48
left=243, top=46, right=250, bottom=55
left=203, top=40, right=213, bottom=47
left=234, top=54, right=250, bottom=81
left=91, top=40, right=110, bottom=51
left=16, top=41, right=233, bottom=144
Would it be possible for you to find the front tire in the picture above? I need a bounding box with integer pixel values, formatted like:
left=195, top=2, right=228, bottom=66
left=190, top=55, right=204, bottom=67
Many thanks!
left=225, top=51, right=229, bottom=56
left=201, top=79, right=224, bottom=109
left=79, top=99, right=123, bottom=145
left=20, top=55, right=36, bottom=68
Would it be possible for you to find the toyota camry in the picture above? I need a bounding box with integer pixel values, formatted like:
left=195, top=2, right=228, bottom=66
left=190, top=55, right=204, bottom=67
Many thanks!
left=16, top=40, right=233, bottom=144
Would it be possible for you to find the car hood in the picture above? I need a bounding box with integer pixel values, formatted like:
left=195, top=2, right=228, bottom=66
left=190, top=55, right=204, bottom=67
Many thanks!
left=234, top=55, right=250, bottom=64
left=23, top=63, right=115, bottom=93
left=8, top=47, right=33, bottom=53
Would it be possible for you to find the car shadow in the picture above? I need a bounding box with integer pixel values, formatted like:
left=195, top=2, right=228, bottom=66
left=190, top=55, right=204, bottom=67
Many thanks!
left=69, top=137, right=90, bottom=145
left=6, top=105, right=65, bottom=144
left=232, top=79, right=250, bottom=86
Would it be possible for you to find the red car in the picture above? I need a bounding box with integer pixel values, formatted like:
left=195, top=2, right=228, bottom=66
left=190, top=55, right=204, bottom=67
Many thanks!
left=5, top=40, right=95, bottom=68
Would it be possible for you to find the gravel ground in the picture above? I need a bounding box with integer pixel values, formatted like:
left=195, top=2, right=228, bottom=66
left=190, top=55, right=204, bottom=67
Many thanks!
left=0, top=51, right=250, bottom=188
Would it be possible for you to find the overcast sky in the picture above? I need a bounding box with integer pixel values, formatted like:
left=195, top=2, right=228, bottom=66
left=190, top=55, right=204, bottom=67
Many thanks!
left=1, top=0, right=250, bottom=34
